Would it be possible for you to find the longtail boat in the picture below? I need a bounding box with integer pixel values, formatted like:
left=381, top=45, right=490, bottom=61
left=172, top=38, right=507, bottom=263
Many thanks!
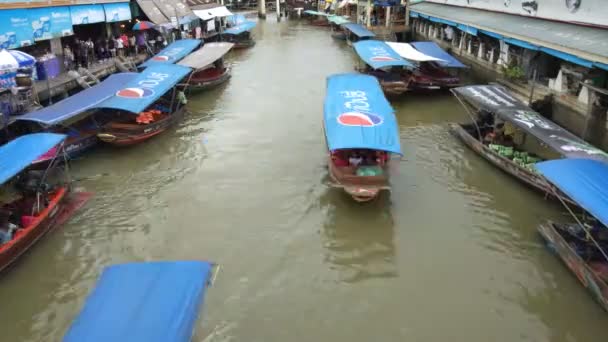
left=387, top=41, right=466, bottom=90
left=178, top=42, right=234, bottom=92
left=450, top=84, right=608, bottom=204
left=222, top=21, right=256, bottom=49
left=11, top=73, right=138, bottom=167
left=536, top=159, right=608, bottom=312
left=0, top=133, right=91, bottom=272
left=353, top=40, right=411, bottom=96
left=95, top=64, right=192, bottom=147
left=139, top=39, right=201, bottom=69
left=342, top=23, right=375, bottom=46
left=303, top=10, right=331, bottom=26
left=323, top=73, right=402, bottom=202
left=328, top=16, right=350, bottom=40
left=63, top=260, right=216, bottom=341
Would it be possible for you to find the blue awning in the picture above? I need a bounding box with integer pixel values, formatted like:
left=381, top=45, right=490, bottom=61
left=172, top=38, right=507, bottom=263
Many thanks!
left=353, top=40, right=412, bottom=69
left=93, top=64, right=192, bottom=114
left=536, top=159, right=608, bottom=228
left=324, top=73, right=401, bottom=155
left=540, top=47, right=594, bottom=68
left=140, top=39, right=201, bottom=68
left=504, top=38, right=540, bottom=51
left=16, top=73, right=138, bottom=125
left=457, top=24, right=477, bottom=36
left=63, top=261, right=213, bottom=342
left=0, top=133, right=66, bottom=184
left=343, top=23, right=375, bottom=38
left=224, top=21, right=256, bottom=35
left=411, top=41, right=467, bottom=68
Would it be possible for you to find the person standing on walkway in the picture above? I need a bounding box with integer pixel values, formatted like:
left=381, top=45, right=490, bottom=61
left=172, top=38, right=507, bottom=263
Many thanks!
left=120, top=33, right=129, bottom=56
left=115, top=36, right=124, bottom=58
left=129, top=34, right=136, bottom=56
left=136, top=32, right=146, bottom=55
left=108, top=36, right=116, bottom=58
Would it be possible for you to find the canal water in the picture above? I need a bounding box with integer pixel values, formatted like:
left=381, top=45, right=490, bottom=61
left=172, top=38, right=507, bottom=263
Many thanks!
left=1, top=15, right=607, bottom=342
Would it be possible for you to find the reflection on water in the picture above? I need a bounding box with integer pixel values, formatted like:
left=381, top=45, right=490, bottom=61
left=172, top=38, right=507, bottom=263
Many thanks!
left=0, top=15, right=607, bottom=342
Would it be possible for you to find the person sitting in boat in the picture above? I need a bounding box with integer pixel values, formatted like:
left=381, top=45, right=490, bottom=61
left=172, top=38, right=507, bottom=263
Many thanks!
left=331, top=151, right=349, bottom=167
left=375, top=151, right=388, bottom=166
left=0, top=211, right=18, bottom=244
left=349, top=152, right=363, bottom=167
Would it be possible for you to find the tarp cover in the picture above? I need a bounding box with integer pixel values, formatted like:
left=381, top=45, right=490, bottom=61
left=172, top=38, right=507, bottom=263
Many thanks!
left=324, top=73, right=401, bottom=155
left=140, top=39, right=201, bottom=68
left=353, top=40, right=412, bottom=69
left=0, top=133, right=66, bottom=185
left=94, top=64, right=192, bottom=114
left=343, top=23, right=375, bottom=38
left=385, top=42, right=443, bottom=62
left=536, top=159, right=608, bottom=228
left=135, top=0, right=170, bottom=24
left=453, top=85, right=608, bottom=162
left=328, top=16, right=350, bottom=25
left=193, top=6, right=233, bottom=20
left=63, top=261, right=213, bottom=342
left=224, top=21, right=256, bottom=35
left=178, top=42, right=233, bottom=70
left=16, top=74, right=138, bottom=125
left=411, top=42, right=466, bottom=68
left=227, top=14, right=247, bottom=26
left=304, top=10, right=329, bottom=16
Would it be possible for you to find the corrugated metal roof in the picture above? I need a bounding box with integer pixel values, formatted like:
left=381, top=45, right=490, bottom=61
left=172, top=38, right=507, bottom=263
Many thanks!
left=410, top=2, right=608, bottom=65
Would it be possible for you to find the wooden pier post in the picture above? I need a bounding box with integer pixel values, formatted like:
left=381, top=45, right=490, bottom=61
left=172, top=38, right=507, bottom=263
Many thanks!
left=276, top=0, right=281, bottom=21
left=259, top=0, right=267, bottom=19
left=582, top=83, right=608, bottom=147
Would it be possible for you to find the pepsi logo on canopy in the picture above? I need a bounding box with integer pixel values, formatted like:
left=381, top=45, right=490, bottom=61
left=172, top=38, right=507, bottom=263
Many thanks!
left=116, top=88, right=155, bottom=98
left=337, top=112, right=383, bottom=127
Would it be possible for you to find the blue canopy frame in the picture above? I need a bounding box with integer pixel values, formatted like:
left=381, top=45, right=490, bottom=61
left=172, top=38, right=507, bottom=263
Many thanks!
left=411, top=41, right=466, bottom=68
left=92, top=64, right=192, bottom=114
left=536, top=159, right=608, bottom=228
left=354, top=40, right=412, bottom=69
left=224, top=21, right=256, bottom=35
left=63, top=260, right=214, bottom=342
left=343, top=23, right=376, bottom=38
left=324, top=73, right=402, bottom=155
left=0, top=133, right=66, bottom=185
left=140, top=39, right=201, bottom=68
left=15, top=73, right=138, bottom=126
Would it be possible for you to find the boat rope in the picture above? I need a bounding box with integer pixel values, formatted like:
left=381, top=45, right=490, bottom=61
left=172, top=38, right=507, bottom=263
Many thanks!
left=452, top=91, right=482, bottom=140
left=545, top=180, right=608, bottom=263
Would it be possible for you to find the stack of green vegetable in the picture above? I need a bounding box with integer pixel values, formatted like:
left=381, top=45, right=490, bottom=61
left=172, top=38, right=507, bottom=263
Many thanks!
left=488, top=144, right=542, bottom=173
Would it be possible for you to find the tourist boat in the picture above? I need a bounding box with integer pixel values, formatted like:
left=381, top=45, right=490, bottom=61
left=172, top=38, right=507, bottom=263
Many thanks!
left=95, top=64, right=192, bottom=147
left=328, top=16, right=350, bottom=40
left=178, top=42, right=234, bottom=92
left=343, top=23, right=375, bottom=46
left=63, top=260, right=216, bottom=341
left=387, top=41, right=466, bottom=90
left=323, top=73, right=402, bottom=202
left=535, top=159, right=608, bottom=312
left=303, top=10, right=331, bottom=26
left=11, top=73, right=138, bottom=167
left=0, top=133, right=91, bottom=272
left=222, top=21, right=256, bottom=49
left=353, top=40, right=411, bottom=96
left=450, top=84, right=608, bottom=203
left=139, top=38, right=201, bottom=69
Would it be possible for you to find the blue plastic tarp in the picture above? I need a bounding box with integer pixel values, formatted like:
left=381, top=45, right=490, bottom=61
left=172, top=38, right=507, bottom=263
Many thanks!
left=324, top=73, right=401, bottom=155
left=224, top=21, right=256, bottom=35
left=536, top=159, right=608, bottom=228
left=353, top=40, right=412, bottom=69
left=140, top=39, right=201, bottom=68
left=0, top=133, right=66, bottom=184
left=16, top=73, right=138, bottom=125
left=63, top=261, right=213, bottom=342
left=93, top=64, right=192, bottom=114
left=227, top=14, right=247, bottom=26
left=343, top=23, right=375, bottom=38
left=411, top=41, right=466, bottom=68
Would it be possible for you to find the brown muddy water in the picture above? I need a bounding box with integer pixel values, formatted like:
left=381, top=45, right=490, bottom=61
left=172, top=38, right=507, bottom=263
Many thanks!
left=0, top=15, right=606, bottom=342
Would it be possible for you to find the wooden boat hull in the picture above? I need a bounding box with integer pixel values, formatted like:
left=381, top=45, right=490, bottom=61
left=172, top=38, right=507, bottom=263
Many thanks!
left=331, top=32, right=346, bottom=40
left=0, top=187, right=67, bottom=272
left=449, top=123, right=575, bottom=205
left=327, top=156, right=390, bottom=202
left=98, top=107, right=186, bottom=147
left=188, top=67, right=231, bottom=91
left=538, top=221, right=608, bottom=312
left=233, top=40, right=255, bottom=49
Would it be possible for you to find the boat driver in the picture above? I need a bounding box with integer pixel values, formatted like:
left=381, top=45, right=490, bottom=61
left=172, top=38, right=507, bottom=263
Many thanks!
left=0, top=211, right=18, bottom=244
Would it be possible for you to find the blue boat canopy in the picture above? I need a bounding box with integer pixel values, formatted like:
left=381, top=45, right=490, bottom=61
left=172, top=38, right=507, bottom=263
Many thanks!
left=536, top=159, right=608, bottom=228
left=353, top=40, right=412, bottom=69
left=0, top=133, right=66, bottom=185
left=324, top=73, right=401, bottom=155
left=15, top=74, right=138, bottom=125
left=224, top=21, right=256, bottom=35
left=93, top=64, right=192, bottom=114
left=411, top=41, right=466, bottom=68
left=63, top=261, right=213, bottom=342
left=343, top=23, right=376, bottom=38
left=227, top=14, right=247, bottom=26
left=140, top=39, right=201, bottom=68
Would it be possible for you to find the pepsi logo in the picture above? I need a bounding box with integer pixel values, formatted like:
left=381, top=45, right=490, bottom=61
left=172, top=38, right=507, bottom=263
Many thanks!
left=371, top=56, right=396, bottom=61
left=337, top=112, right=383, bottom=127
left=152, top=55, right=170, bottom=61
left=116, top=87, right=155, bottom=98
